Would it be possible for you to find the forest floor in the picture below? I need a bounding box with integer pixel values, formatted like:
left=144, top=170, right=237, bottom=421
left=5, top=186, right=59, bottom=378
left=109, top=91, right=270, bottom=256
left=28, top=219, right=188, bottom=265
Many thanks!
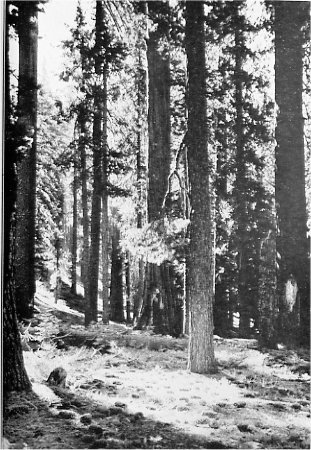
left=3, top=281, right=310, bottom=450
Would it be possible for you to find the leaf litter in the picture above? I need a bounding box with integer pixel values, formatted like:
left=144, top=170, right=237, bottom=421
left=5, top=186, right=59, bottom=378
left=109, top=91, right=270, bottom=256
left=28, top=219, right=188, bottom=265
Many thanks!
left=3, top=282, right=310, bottom=449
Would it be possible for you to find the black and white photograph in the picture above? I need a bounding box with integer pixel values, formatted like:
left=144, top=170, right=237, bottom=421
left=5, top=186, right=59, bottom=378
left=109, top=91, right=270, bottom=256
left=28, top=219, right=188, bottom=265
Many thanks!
left=2, top=1, right=310, bottom=448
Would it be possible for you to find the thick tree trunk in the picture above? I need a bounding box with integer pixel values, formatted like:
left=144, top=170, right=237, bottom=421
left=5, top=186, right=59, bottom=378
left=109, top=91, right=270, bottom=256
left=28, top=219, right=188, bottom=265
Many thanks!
left=186, top=1, right=217, bottom=374
left=274, top=2, right=310, bottom=346
left=15, top=1, right=38, bottom=320
left=86, top=0, right=105, bottom=326
left=3, top=3, right=31, bottom=393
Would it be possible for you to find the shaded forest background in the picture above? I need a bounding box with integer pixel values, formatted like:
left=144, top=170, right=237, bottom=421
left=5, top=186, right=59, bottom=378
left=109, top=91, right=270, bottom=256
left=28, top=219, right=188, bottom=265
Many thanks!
left=3, top=0, right=311, bottom=392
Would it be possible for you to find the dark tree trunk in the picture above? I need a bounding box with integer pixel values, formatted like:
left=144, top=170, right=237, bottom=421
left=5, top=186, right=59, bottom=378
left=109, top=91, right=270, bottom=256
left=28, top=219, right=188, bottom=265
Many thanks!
left=110, top=222, right=125, bottom=323
left=15, top=1, right=38, bottom=320
left=101, top=62, right=110, bottom=324
left=232, top=4, right=251, bottom=337
left=71, top=150, right=78, bottom=295
left=186, top=0, right=217, bottom=373
left=3, top=2, right=31, bottom=393
left=86, top=1, right=106, bottom=326
left=274, top=1, right=310, bottom=347
left=137, top=2, right=183, bottom=336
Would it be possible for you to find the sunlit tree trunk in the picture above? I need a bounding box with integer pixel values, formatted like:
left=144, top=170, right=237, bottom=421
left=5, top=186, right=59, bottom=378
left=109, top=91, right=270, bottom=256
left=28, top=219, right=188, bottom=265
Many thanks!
left=15, top=1, right=39, bottom=320
left=133, top=2, right=148, bottom=326
left=274, top=1, right=310, bottom=346
left=186, top=0, right=217, bottom=373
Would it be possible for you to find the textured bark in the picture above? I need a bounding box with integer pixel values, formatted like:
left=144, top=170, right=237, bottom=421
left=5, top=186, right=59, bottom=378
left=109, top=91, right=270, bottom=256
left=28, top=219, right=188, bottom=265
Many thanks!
left=258, top=230, right=277, bottom=348
left=71, top=151, right=78, bottom=295
left=15, top=1, right=38, bottom=320
left=109, top=223, right=125, bottom=323
left=3, top=5, right=31, bottom=392
left=233, top=3, right=251, bottom=337
left=274, top=2, right=310, bottom=346
left=86, top=1, right=105, bottom=326
left=186, top=1, right=217, bottom=373
left=101, top=64, right=110, bottom=324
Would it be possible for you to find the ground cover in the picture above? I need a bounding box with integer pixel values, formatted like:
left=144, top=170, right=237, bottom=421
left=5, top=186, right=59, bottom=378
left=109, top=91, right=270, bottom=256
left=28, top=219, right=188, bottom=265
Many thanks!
left=3, top=282, right=310, bottom=449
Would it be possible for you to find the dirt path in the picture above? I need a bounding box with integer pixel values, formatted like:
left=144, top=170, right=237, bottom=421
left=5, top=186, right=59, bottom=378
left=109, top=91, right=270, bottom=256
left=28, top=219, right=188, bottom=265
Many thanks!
left=3, top=282, right=310, bottom=449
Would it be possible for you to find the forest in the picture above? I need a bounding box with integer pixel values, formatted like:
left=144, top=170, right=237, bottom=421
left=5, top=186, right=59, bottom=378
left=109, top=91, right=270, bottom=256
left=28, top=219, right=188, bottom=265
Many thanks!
left=2, top=1, right=311, bottom=449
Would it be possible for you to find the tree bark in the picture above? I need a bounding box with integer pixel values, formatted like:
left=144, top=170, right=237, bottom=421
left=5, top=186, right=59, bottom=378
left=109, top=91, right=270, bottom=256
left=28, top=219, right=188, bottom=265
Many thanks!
left=109, top=221, right=125, bottom=322
left=15, top=1, right=39, bottom=320
left=3, top=2, right=31, bottom=393
left=186, top=1, right=217, bottom=374
left=274, top=1, right=310, bottom=346
left=71, top=148, right=78, bottom=295
left=86, top=0, right=106, bottom=326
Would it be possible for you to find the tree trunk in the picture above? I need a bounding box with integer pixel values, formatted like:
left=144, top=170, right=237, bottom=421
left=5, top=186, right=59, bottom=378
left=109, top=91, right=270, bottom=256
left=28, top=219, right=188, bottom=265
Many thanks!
left=274, top=1, right=310, bottom=346
left=71, top=149, right=78, bottom=295
left=86, top=0, right=105, bottom=326
left=185, top=0, right=217, bottom=374
left=3, top=2, right=31, bottom=393
left=109, top=221, right=124, bottom=322
left=15, top=1, right=38, bottom=320
left=233, top=4, right=251, bottom=337
left=101, top=60, right=110, bottom=324
left=133, top=2, right=148, bottom=327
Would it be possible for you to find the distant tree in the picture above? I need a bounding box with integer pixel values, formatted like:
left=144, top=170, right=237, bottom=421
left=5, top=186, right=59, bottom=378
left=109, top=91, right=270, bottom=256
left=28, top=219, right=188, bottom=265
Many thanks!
left=14, top=1, right=39, bottom=320
left=109, top=209, right=125, bottom=322
left=274, top=1, right=310, bottom=346
left=185, top=0, right=217, bottom=373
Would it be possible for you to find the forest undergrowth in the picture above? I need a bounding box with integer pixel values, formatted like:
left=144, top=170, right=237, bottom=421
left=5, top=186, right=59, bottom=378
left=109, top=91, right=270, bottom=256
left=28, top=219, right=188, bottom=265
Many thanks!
left=3, top=282, right=310, bottom=450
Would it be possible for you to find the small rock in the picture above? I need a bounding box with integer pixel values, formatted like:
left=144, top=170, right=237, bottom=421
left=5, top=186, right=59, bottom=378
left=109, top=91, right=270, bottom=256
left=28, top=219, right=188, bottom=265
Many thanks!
left=58, top=410, right=76, bottom=419
left=291, top=403, right=302, bottom=410
left=80, top=413, right=92, bottom=424
left=244, top=392, right=255, bottom=398
left=234, top=402, right=246, bottom=408
left=114, top=401, right=127, bottom=409
left=132, top=393, right=140, bottom=399
left=210, top=421, right=219, bottom=429
left=88, top=425, right=103, bottom=436
left=47, top=367, right=67, bottom=387
left=237, top=423, right=254, bottom=433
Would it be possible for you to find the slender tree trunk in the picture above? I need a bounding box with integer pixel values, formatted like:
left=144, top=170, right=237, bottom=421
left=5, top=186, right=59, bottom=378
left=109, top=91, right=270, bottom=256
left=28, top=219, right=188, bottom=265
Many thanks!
left=71, top=149, right=78, bottom=295
left=3, top=2, right=31, bottom=393
left=101, top=61, right=110, bottom=324
left=186, top=0, right=217, bottom=374
left=125, top=251, right=132, bottom=323
left=110, top=222, right=124, bottom=322
left=15, top=1, right=38, bottom=320
left=133, top=3, right=148, bottom=326
left=86, top=0, right=105, bottom=326
left=79, top=110, right=90, bottom=302
left=233, top=5, right=251, bottom=337
left=274, top=1, right=310, bottom=346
